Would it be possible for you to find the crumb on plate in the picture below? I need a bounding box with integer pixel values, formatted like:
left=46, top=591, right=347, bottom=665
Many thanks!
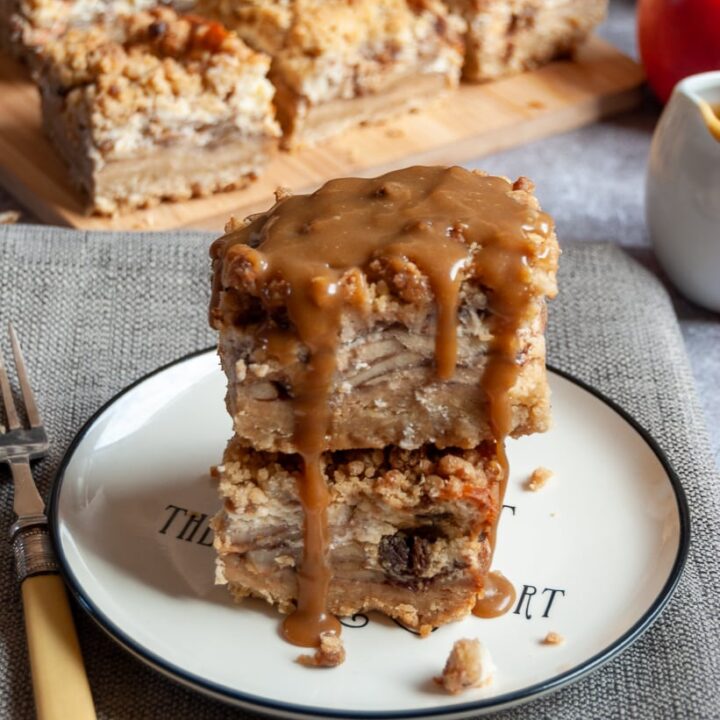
left=435, top=638, right=495, bottom=694
left=541, top=631, right=565, bottom=645
left=297, top=632, right=346, bottom=668
left=526, top=466, right=554, bottom=491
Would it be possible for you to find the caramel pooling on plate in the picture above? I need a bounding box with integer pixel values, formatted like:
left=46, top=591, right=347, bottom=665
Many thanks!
left=210, top=166, right=555, bottom=647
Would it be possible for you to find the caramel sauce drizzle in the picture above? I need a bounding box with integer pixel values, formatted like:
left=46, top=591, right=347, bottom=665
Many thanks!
left=211, top=166, right=554, bottom=646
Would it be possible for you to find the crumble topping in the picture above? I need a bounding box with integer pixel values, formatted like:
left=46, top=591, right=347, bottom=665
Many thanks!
left=218, top=442, right=501, bottom=515
left=7, top=0, right=159, bottom=58
left=211, top=173, right=557, bottom=332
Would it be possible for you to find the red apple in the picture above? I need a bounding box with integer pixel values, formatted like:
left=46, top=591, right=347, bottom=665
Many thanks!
left=637, top=0, right=720, bottom=103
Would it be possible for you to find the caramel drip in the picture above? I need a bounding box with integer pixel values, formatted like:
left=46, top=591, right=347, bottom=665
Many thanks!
left=473, top=571, right=517, bottom=619
left=470, top=181, right=547, bottom=617
left=278, top=268, right=345, bottom=646
left=483, top=304, right=525, bottom=555
left=211, top=166, right=554, bottom=646
left=282, top=451, right=341, bottom=645
left=381, top=236, right=468, bottom=379
left=699, top=101, right=720, bottom=142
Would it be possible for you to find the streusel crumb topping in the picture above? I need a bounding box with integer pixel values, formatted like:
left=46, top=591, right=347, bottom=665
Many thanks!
left=43, top=7, right=264, bottom=88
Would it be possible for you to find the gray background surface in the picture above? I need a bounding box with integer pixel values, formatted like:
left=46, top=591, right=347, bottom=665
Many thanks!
left=1, top=0, right=717, bottom=470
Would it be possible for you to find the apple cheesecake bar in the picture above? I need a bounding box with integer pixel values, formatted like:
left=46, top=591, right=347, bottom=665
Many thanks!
left=444, top=0, right=607, bottom=81
left=213, top=439, right=502, bottom=631
left=210, top=168, right=559, bottom=454
left=196, top=0, right=466, bottom=146
left=35, top=7, right=280, bottom=215
left=209, top=166, right=558, bottom=654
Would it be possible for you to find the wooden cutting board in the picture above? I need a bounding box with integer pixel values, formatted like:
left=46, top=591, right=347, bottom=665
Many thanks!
left=0, top=37, right=643, bottom=232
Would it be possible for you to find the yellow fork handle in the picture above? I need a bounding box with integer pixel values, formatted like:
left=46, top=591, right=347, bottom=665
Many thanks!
left=21, top=574, right=96, bottom=720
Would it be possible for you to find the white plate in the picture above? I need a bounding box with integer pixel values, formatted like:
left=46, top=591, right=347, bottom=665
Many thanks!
left=50, top=349, right=689, bottom=719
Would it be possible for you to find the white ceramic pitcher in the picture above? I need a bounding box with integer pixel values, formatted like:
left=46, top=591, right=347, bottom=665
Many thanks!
left=646, top=71, right=720, bottom=312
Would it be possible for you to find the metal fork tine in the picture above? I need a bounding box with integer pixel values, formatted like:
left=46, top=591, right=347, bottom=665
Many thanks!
left=9, top=324, right=41, bottom=428
left=0, top=343, right=20, bottom=431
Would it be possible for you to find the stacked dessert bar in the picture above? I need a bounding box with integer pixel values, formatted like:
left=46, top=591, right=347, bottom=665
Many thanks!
left=209, top=165, right=559, bottom=653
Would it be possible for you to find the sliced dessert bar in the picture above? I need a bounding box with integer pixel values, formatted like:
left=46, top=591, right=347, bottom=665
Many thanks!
left=35, top=7, right=280, bottom=215
left=213, top=439, right=502, bottom=630
left=444, top=0, right=607, bottom=82
left=210, top=167, right=559, bottom=454
left=196, top=0, right=466, bottom=146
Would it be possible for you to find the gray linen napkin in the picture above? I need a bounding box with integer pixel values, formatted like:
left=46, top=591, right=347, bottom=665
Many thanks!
left=0, top=226, right=718, bottom=719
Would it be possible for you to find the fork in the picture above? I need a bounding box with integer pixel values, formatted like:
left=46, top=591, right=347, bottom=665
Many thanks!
left=0, top=325, right=96, bottom=720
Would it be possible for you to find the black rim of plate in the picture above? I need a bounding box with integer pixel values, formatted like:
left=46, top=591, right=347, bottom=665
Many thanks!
left=49, top=347, right=691, bottom=720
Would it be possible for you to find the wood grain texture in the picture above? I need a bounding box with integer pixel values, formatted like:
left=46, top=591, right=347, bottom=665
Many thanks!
left=0, top=37, right=643, bottom=233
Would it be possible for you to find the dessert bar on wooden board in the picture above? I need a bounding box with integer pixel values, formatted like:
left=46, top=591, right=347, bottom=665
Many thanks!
left=0, top=36, right=642, bottom=231
left=194, top=0, right=466, bottom=147
left=37, top=8, right=280, bottom=216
